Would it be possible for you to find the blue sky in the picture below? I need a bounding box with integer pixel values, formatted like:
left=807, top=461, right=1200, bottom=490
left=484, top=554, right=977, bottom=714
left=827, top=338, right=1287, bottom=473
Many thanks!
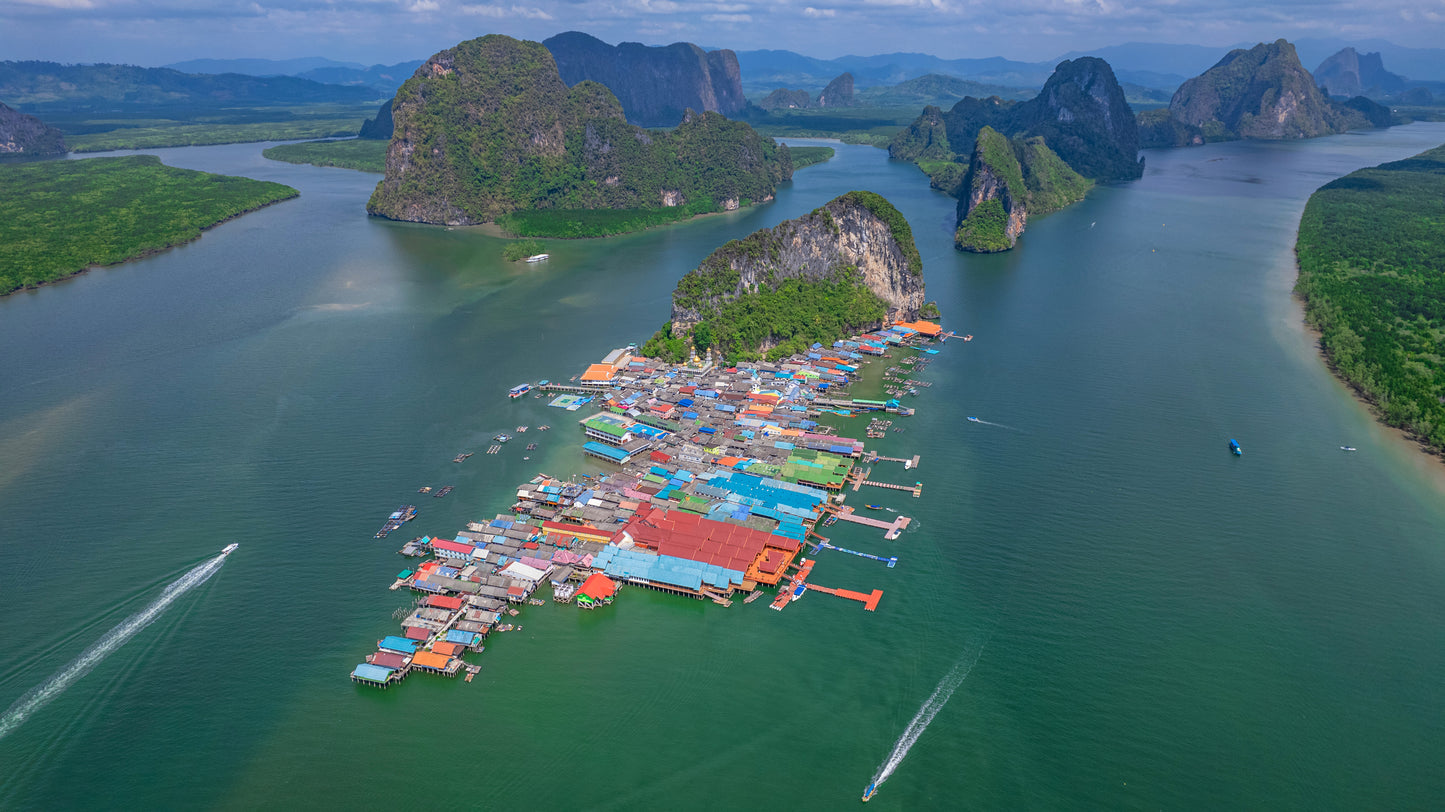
left=3, top=0, right=1442, bottom=66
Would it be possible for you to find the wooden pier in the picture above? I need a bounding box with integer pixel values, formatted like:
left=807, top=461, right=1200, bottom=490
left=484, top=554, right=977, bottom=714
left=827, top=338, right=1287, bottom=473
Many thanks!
left=851, top=473, right=923, bottom=498
left=833, top=508, right=911, bottom=539
left=867, top=453, right=921, bottom=469
left=535, top=382, right=602, bottom=395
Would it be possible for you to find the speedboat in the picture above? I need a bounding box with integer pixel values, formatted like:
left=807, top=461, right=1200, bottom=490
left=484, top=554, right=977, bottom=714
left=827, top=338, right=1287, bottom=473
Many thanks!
left=221, top=543, right=239, bottom=556
left=1340, top=446, right=1357, bottom=452
left=967, top=416, right=980, bottom=422
left=862, top=783, right=877, bottom=802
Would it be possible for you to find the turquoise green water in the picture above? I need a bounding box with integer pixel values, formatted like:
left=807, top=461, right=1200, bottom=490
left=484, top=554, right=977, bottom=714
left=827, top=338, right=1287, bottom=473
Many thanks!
left=2, top=127, right=1445, bottom=808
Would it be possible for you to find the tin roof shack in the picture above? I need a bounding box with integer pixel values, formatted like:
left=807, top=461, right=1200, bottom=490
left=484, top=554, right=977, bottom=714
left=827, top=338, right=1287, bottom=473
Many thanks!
left=576, top=572, right=618, bottom=609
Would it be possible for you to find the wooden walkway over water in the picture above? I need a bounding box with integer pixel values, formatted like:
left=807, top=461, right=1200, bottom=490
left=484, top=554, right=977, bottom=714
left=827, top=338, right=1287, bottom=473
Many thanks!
left=834, top=508, right=911, bottom=539
left=803, top=583, right=883, bottom=611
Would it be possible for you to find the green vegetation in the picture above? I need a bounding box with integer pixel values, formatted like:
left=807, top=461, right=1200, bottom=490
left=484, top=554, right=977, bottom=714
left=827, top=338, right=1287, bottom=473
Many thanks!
left=1295, top=143, right=1445, bottom=452
left=501, top=239, right=546, bottom=261
left=0, top=155, right=297, bottom=295
left=69, top=115, right=367, bottom=152
left=788, top=146, right=835, bottom=168
left=497, top=198, right=719, bottom=238
left=1014, top=136, right=1092, bottom=214
left=920, top=301, right=941, bottom=319
left=262, top=139, right=387, bottom=172
left=644, top=268, right=889, bottom=364
left=955, top=198, right=1012, bottom=253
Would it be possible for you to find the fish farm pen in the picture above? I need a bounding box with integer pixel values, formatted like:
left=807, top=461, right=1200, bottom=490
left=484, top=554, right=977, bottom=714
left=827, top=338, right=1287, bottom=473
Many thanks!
left=350, top=320, right=956, bottom=688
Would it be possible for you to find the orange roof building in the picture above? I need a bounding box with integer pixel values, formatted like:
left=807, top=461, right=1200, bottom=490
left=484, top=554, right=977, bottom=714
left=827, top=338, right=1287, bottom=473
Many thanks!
left=577, top=573, right=617, bottom=609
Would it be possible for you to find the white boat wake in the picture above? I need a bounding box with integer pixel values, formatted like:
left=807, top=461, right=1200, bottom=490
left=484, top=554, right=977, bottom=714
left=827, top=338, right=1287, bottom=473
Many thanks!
left=866, top=639, right=989, bottom=799
left=966, top=416, right=1021, bottom=431
left=0, top=552, right=227, bottom=741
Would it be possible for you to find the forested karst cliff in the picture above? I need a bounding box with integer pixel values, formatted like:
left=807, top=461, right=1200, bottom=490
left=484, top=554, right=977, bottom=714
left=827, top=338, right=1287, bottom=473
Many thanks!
left=543, top=31, right=747, bottom=127
left=366, top=35, right=791, bottom=227
left=644, top=191, right=924, bottom=362
left=889, top=57, right=1128, bottom=252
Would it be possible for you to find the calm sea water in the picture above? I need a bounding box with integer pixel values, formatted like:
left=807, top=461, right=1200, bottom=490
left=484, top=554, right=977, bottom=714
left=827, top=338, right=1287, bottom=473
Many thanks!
left=2, top=125, right=1444, bottom=809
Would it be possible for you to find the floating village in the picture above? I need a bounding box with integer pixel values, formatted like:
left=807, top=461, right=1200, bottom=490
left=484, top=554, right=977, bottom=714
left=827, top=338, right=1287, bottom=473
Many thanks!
left=350, top=320, right=960, bottom=688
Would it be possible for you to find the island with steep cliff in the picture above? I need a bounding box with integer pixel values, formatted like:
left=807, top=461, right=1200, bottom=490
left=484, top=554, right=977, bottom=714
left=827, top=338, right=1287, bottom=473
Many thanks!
left=642, top=191, right=923, bottom=363
left=890, top=57, right=1137, bottom=252
left=1138, top=39, right=1393, bottom=147
left=365, top=35, right=792, bottom=237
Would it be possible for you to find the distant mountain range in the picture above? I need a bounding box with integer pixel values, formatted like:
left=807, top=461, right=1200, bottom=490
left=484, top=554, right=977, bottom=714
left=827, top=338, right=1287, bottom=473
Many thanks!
left=163, top=57, right=424, bottom=97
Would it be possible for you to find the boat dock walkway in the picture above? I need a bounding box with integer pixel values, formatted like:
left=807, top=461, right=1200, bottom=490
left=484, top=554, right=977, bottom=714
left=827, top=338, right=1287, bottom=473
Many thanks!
left=803, top=583, right=883, bottom=611
left=851, top=476, right=923, bottom=498
left=816, top=541, right=896, bottom=567
left=866, top=452, right=920, bottom=469
left=535, top=383, right=600, bottom=395
left=771, top=559, right=815, bottom=611
left=834, top=508, right=911, bottom=539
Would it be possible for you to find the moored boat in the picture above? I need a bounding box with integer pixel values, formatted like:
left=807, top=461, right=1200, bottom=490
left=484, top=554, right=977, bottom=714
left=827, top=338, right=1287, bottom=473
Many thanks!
left=524, top=253, right=549, bottom=263
left=508, top=383, right=531, bottom=398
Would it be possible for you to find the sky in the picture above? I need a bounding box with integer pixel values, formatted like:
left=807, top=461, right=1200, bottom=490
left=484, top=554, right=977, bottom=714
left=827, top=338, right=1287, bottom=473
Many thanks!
left=3, top=0, right=1443, bottom=67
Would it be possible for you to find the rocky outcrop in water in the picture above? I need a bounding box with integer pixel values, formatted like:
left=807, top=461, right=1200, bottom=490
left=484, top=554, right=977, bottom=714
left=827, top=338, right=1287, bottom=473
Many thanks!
left=543, top=31, right=746, bottom=127
left=366, top=35, right=790, bottom=226
left=0, top=102, right=65, bottom=156
left=649, top=191, right=924, bottom=362
left=953, top=127, right=1089, bottom=252
left=890, top=57, right=1141, bottom=182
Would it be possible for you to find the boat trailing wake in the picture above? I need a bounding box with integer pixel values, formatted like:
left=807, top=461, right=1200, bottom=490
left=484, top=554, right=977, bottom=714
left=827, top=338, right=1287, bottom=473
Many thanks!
left=866, top=639, right=989, bottom=798
left=966, top=416, right=1021, bottom=431
left=0, top=553, right=226, bottom=742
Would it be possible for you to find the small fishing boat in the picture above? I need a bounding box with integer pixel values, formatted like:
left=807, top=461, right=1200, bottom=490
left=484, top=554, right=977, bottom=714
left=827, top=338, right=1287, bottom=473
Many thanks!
left=967, top=416, right=980, bottom=422
left=221, top=543, right=239, bottom=556
left=494, top=433, right=512, bottom=443
left=453, top=452, right=473, bottom=463
left=417, top=486, right=432, bottom=494
left=524, top=253, right=549, bottom=263
left=1229, top=439, right=1242, bottom=456
left=862, top=783, right=877, bottom=802
left=1340, top=446, right=1357, bottom=452
left=865, top=504, right=884, bottom=510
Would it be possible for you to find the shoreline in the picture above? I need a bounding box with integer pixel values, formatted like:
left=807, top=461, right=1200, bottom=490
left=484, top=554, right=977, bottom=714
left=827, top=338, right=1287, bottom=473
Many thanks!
left=2, top=189, right=299, bottom=299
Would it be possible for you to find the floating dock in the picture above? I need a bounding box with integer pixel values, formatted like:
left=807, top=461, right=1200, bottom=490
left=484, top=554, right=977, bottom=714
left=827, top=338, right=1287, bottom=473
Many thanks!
left=815, top=541, right=896, bottom=567
left=852, top=477, right=923, bottom=498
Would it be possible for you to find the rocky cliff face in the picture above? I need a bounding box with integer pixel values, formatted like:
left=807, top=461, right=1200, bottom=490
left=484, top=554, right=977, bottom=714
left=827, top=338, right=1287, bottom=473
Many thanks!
left=1170, top=40, right=1341, bottom=139
left=366, top=35, right=790, bottom=226
left=543, top=31, right=747, bottom=127
left=0, top=102, right=65, bottom=156
left=818, top=73, right=855, bottom=107
left=759, top=88, right=813, bottom=110
left=1011, top=57, right=1141, bottom=181
left=667, top=191, right=924, bottom=353
left=1315, top=48, right=1406, bottom=98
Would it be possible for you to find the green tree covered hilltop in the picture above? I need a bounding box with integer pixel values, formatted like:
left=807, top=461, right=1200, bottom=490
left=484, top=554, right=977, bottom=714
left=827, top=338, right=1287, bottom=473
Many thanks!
left=1295, top=143, right=1445, bottom=453
left=0, top=155, right=297, bottom=296
left=643, top=191, right=925, bottom=363
left=366, top=35, right=793, bottom=234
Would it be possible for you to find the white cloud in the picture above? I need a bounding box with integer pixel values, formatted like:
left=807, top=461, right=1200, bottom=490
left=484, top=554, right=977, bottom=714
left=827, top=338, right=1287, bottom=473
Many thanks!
left=703, top=12, right=750, bottom=21
left=406, top=0, right=438, bottom=10
left=458, top=3, right=554, bottom=18
left=803, top=6, right=836, bottom=16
